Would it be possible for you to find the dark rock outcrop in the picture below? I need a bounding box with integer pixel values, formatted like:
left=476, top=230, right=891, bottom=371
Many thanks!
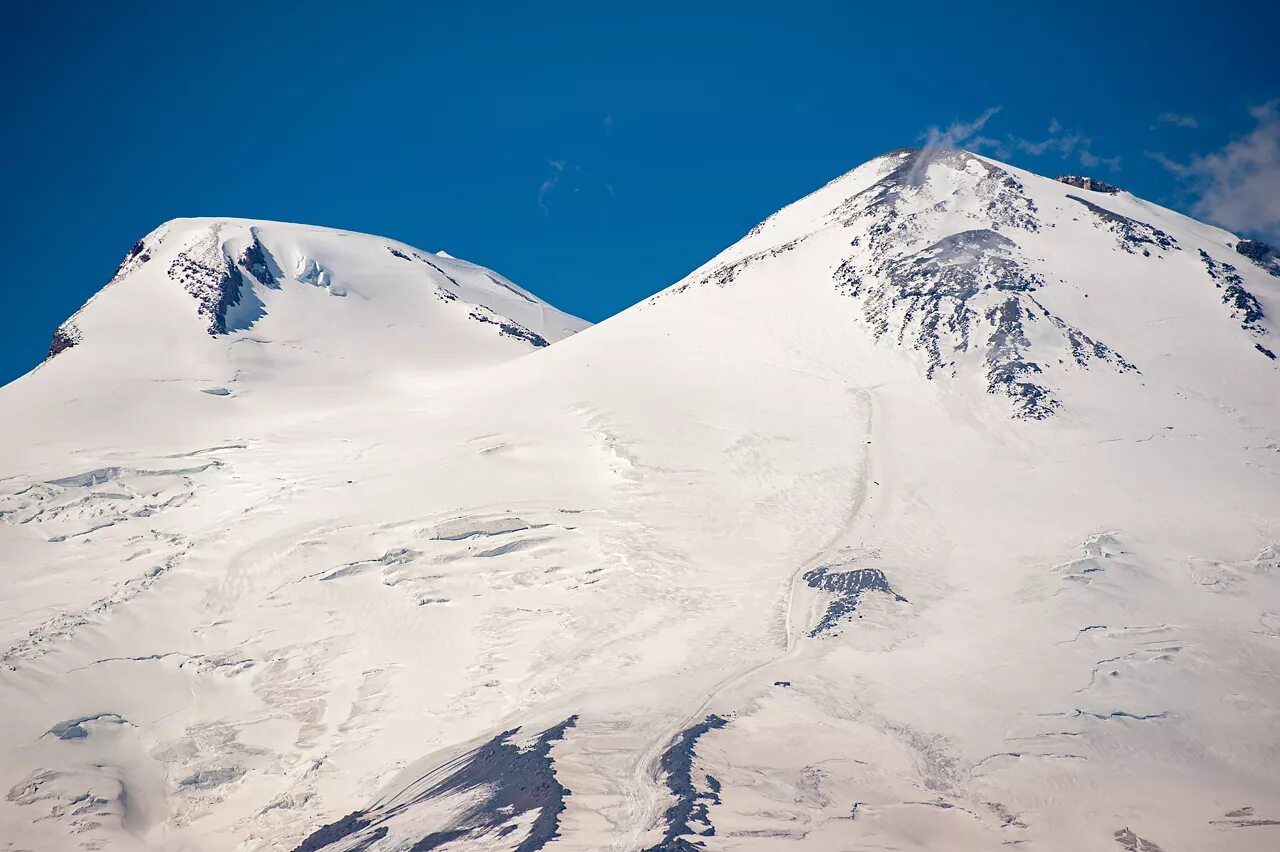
left=293, top=811, right=376, bottom=852
left=239, top=237, right=279, bottom=289
left=1199, top=249, right=1268, bottom=336
left=1066, top=195, right=1178, bottom=255
left=167, top=230, right=269, bottom=335
left=113, top=239, right=151, bottom=277
left=836, top=225, right=1135, bottom=419
left=45, top=323, right=81, bottom=361
left=293, top=716, right=578, bottom=852
left=1236, top=238, right=1280, bottom=277
left=168, top=247, right=246, bottom=335
left=1056, top=175, right=1121, bottom=194
left=831, top=151, right=1136, bottom=418
left=803, top=566, right=907, bottom=635
left=1113, top=827, right=1165, bottom=852
left=467, top=309, right=550, bottom=348
left=645, top=715, right=729, bottom=851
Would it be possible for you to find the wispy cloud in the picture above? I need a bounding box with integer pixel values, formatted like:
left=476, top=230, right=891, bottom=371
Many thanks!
left=908, top=107, right=1003, bottom=181
left=1150, top=100, right=1280, bottom=241
left=919, top=112, right=1120, bottom=173
left=537, top=115, right=619, bottom=216
left=997, top=119, right=1121, bottom=172
left=538, top=159, right=565, bottom=216
left=1078, top=149, right=1123, bottom=172
left=1152, top=111, right=1199, bottom=129
left=919, top=106, right=1003, bottom=151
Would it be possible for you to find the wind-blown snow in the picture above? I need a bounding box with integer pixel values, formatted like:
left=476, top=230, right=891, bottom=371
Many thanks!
left=2, top=153, right=1278, bottom=852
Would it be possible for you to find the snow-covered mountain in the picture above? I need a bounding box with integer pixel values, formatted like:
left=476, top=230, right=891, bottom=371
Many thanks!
left=23, top=217, right=587, bottom=440
left=2, top=150, right=1278, bottom=852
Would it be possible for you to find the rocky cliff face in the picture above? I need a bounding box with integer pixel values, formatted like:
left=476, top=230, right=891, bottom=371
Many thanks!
left=44, top=323, right=80, bottom=360
left=830, top=150, right=1138, bottom=418
left=1055, top=174, right=1122, bottom=193
left=1237, top=238, right=1280, bottom=277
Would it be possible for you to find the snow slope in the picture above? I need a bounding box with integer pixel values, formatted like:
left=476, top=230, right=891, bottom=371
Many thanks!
left=1, top=151, right=1278, bottom=852
left=12, top=217, right=586, bottom=450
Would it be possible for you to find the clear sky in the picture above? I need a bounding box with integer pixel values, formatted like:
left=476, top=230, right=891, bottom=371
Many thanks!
left=2, top=1, right=1277, bottom=385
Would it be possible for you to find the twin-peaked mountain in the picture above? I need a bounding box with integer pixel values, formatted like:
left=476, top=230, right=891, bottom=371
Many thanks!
left=1, top=150, right=1277, bottom=852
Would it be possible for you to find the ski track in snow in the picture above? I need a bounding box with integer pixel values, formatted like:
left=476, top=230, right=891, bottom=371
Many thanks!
left=616, top=386, right=877, bottom=850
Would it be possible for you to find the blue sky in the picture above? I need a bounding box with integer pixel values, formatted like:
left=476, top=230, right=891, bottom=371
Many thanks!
left=2, top=1, right=1277, bottom=385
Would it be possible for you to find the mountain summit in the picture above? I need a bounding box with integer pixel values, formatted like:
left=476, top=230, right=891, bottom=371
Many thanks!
left=40, top=217, right=587, bottom=386
left=1, top=151, right=1278, bottom=852
left=651, top=146, right=1275, bottom=418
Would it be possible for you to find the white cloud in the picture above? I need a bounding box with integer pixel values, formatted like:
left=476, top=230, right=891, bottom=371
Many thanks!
left=1153, top=112, right=1199, bottom=129
left=915, top=111, right=1121, bottom=175
left=1151, top=100, right=1280, bottom=241
left=909, top=107, right=1002, bottom=182
left=972, top=118, right=1121, bottom=174
left=538, top=160, right=565, bottom=216
left=919, top=107, right=1002, bottom=151
left=1078, top=149, right=1122, bottom=172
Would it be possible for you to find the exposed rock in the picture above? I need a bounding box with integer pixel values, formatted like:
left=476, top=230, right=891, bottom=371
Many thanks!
left=111, top=230, right=162, bottom=280
left=645, top=715, right=729, bottom=851
left=168, top=233, right=251, bottom=335
left=1236, top=238, right=1280, bottom=277
left=45, top=323, right=81, bottom=361
left=239, top=237, right=279, bottom=289
left=166, top=226, right=272, bottom=334
left=486, top=272, right=537, bottom=303
left=293, top=811, right=374, bottom=852
left=826, top=150, right=1134, bottom=419
left=836, top=227, right=1134, bottom=419
left=292, top=716, right=578, bottom=852
left=1113, top=827, right=1165, bottom=851
left=803, top=566, right=907, bottom=635
left=113, top=239, right=149, bottom=275
left=663, top=149, right=1147, bottom=420
left=1066, top=195, right=1178, bottom=255
left=1056, top=175, right=1121, bottom=194
left=468, top=309, right=550, bottom=348
left=835, top=148, right=1042, bottom=235
left=668, top=237, right=805, bottom=296
left=1199, top=249, right=1268, bottom=337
